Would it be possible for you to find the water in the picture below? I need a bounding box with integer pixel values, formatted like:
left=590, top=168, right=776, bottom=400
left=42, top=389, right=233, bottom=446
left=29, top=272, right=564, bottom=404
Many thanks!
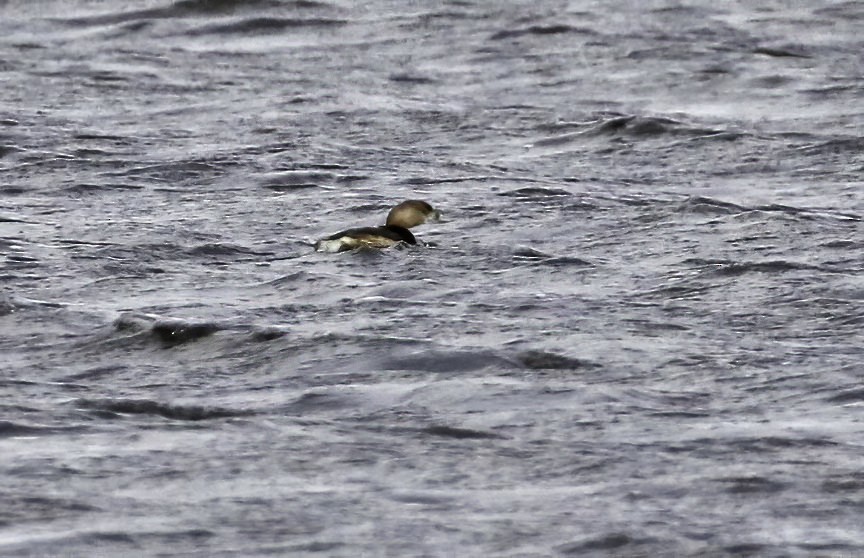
left=1, top=0, right=862, bottom=556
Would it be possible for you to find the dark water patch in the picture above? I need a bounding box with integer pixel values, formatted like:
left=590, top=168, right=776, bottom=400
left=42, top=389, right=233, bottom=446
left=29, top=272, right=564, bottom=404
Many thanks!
left=0, top=295, right=16, bottom=316
left=151, top=319, right=222, bottom=345
left=82, top=532, right=137, bottom=543
left=791, top=136, right=864, bottom=156
left=399, top=175, right=494, bottom=185
left=0, top=185, right=27, bottom=195
left=250, top=325, right=289, bottom=341
left=174, top=0, right=301, bottom=13
left=532, top=115, right=727, bottom=146
left=515, top=350, right=598, bottom=371
left=187, top=16, right=346, bottom=36
left=822, top=472, right=864, bottom=493
left=497, top=187, right=571, bottom=199
left=72, top=133, right=130, bottom=142
left=53, top=0, right=292, bottom=26
left=281, top=541, right=347, bottom=554
left=623, top=318, right=689, bottom=334
left=74, top=398, right=250, bottom=421
left=749, top=74, right=795, bottom=89
left=89, top=71, right=132, bottom=83
left=4, top=254, right=39, bottom=266
left=814, top=1, right=864, bottom=19
left=728, top=436, right=839, bottom=453
left=0, top=420, right=59, bottom=438
left=65, top=182, right=145, bottom=194
left=72, top=147, right=112, bottom=157
left=825, top=388, right=864, bottom=404
left=490, top=24, right=596, bottom=41
left=558, top=532, right=635, bottom=553
left=0, top=214, right=38, bottom=223
left=684, top=258, right=825, bottom=276
left=1, top=495, right=101, bottom=526
left=649, top=410, right=711, bottom=418
left=723, top=542, right=769, bottom=555
left=423, top=425, right=501, bottom=439
left=263, top=182, right=320, bottom=192
left=820, top=239, right=861, bottom=249
left=544, top=256, right=593, bottom=268
left=713, top=476, right=788, bottom=494
left=510, top=248, right=593, bottom=268
left=675, top=196, right=746, bottom=215
left=753, top=45, right=812, bottom=59
left=820, top=311, right=864, bottom=327
left=583, top=115, right=715, bottom=138
left=389, top=72, right=438, bottom=84
left=712, top=260, right=823, bottom=276
left=0, top=144, right=24, bottom=158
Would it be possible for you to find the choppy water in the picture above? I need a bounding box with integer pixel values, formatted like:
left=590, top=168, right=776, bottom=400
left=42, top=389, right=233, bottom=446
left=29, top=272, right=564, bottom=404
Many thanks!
left=1, top=0, right=863, bottom=556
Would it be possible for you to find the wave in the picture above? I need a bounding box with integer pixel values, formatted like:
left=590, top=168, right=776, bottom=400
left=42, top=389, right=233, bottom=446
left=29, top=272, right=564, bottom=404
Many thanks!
left=530, top=114, right=734, bottom=147
left=752, top=45, right=812, bottom=59
left=673, top=196, right=861, bottom=222
left=185, top=16, right=346, bottom=36
left=674, top=196, right=746, bottom=215
left=53, top=0, right=325, bottom=26
left=489, top=24, right=597, bottom=41
left=150, top=319, right=223, bottom=344
left=174, top=0, right=327, bottom=14
left=684, top=258, right=827, bottom=276
left=73, top=398, right=251, bottom=421
left=790, top=136, right=864, bottom=156
left=514, top=350, right=598, bottom=370
left=0, top=420, right=64, bottom=438
left=422, top=425, right=501, bottom=439
left=111, top=314, right=223, bottom=345
left=497, top=186, right=571, bottom=198
left=826, top=388, right=864, bottom=404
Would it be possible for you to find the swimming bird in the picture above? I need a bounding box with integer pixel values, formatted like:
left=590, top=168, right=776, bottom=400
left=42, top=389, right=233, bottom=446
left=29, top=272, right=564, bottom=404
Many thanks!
left=314, top=200, right=440, bottom=253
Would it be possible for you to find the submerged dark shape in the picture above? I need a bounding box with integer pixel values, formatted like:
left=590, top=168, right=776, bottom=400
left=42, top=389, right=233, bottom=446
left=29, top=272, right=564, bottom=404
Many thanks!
left=315, top=199, right=441, bottom=252
left=151, top=320, right=220, bottom=344
left=515, top=350, right=598, bottom=370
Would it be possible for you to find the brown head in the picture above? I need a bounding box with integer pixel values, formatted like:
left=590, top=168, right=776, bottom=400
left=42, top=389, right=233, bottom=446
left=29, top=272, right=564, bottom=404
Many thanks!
left=385, top=200, right=441, bottom=229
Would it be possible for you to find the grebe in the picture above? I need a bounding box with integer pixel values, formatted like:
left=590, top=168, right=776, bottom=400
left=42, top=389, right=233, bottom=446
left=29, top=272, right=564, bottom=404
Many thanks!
left=314, top=200, right=440, bottom=253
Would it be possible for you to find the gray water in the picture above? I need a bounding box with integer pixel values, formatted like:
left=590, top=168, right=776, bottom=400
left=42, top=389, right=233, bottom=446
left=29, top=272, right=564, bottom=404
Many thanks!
left=1, top=1, right=863, bottom=556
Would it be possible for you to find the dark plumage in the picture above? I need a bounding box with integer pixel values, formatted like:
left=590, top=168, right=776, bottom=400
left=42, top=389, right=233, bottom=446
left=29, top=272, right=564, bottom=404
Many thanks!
left=314, top=200, right=439, bottom=253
